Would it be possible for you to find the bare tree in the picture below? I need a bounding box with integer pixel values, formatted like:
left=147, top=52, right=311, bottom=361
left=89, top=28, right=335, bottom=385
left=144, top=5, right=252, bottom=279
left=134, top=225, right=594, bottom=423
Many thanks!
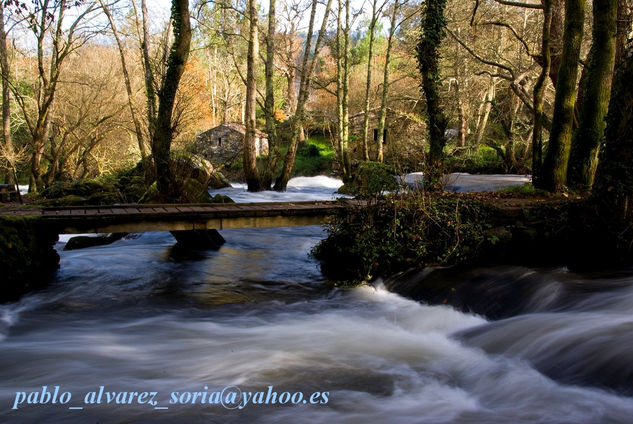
left=0, top=2, right=14, bottom=186
left=335, top=0, right=351, bottom=179
left=376, top=0, right=400, bottom=163
left=360, top=0, right=382, bottom=161
left=9, top=0, right=100, bottom=192
left=99, top=0, right=148, bottom=161
left=261, top=0, right=279, bottom=190
left=274, top=0, right=334, bottom=191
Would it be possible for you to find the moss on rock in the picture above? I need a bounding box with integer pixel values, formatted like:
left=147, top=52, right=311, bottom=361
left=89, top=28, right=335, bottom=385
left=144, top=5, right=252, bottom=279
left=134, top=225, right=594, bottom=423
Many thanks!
left=0, top=216, right=59, bottom=302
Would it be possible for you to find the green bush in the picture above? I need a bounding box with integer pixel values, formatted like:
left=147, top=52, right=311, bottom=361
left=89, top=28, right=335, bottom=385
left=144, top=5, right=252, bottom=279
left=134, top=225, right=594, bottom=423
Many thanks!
left=312, top=194, right=492, bottom=283
left=338, top=161, right=399, bottom=197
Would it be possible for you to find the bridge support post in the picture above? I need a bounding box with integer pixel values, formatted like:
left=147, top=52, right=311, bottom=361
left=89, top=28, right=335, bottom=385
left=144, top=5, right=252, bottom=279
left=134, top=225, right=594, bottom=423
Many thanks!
left=169, top=229, right=226, bottom=250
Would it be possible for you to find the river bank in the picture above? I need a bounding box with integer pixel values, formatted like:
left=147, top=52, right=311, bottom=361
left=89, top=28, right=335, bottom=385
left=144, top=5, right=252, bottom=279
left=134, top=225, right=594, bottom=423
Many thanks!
left=0, top=216, right=59, bottom=302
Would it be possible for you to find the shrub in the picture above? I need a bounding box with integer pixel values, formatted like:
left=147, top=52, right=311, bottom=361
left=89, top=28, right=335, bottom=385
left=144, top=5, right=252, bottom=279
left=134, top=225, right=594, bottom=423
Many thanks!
left=312, top=194, right=492, bottom=283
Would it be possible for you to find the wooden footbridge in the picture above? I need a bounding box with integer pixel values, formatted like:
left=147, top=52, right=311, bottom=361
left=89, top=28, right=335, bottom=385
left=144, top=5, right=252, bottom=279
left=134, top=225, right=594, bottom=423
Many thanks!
left=0, top=200, right=355, bottom=234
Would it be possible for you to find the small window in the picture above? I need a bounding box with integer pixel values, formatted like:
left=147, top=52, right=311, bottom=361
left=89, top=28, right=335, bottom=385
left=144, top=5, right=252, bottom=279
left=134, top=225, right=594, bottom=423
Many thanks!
left=373, top=129, right=378, bottom=142
left=383, top=129, right=387, bottom=144
left=218, top=137, right=222, bottom=147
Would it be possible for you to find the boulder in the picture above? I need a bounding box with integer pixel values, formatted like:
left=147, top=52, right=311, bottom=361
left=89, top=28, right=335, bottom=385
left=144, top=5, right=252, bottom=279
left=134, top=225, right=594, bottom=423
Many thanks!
left=208, top=171, right=231, bottom=189
left=64, top=233, right=127, bottom=251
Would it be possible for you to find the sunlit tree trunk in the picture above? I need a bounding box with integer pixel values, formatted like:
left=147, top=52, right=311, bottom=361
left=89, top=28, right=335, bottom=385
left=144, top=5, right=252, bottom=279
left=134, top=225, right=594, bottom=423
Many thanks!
left=261, top=0, right=278, bottom=190
left=455, top=66, right=467, bottom=148
left=151, top=0, right=191, bottom=200
left=475, top=78, right=495, bottom=145
left=274, top=0, right=333, bottom=191
left=140, top=0, right=157, bottom=141
left=244, top=0, right=262, bottom=192
left=0, top=2, right=13, bottom=185
left=361, top=0, right=379, bottom=161
left=377, top=0, right=399, bottom=163
left=334, top=0, right=351, bottom=180
left=100, top=0, right=148, bottom=161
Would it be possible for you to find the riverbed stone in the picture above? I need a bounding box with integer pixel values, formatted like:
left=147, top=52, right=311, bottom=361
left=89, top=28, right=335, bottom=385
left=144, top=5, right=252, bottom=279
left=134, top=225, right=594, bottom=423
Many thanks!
left=64, top=233, right=127, bottom=251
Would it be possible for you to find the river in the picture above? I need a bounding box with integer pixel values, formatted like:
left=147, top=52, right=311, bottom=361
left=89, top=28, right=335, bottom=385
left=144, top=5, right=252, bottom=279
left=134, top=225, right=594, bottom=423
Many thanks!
left=1, top=176, right=633, bottom=423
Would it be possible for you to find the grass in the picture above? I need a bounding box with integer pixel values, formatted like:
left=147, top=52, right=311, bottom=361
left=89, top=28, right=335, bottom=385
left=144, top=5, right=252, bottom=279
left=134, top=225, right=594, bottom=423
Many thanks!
left=291, top=135, right=336, bottom=177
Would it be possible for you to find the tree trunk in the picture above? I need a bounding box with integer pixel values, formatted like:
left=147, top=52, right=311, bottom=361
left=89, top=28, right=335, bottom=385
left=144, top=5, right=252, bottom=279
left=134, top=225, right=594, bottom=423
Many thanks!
left=334, top=0, right=351, bottom=180
left=261, top=0, right=278, bottom=190
left=336, top=0, right=344, bottom=169
left=614, top=0, right=631, bottom=67
left=141, top=0, right=157, bottom=141
left=100, top=0, right=148, bottom=161
left=417, top=0, right=449, bottom=190
left=244, top=0, right=262, bottom=192
left=567, top=0, right=617, bottom=190
left=548, top=0, right=565, bottom=88
left=455, top=63, right=467, bottom=147
left=0, top=2, right=13, bottom=185
left=340, top=0, right=351, bottom=178
left=593, top=46, right=633, bottom=221
left=361, top=0, right=378, bottom=161
left=377, top=0, right=399, bottom=163
left=532, top=0, right=553, bottom=186
left=539, top=0, right=585, bottom=192
left=151, top=0, right=191, bottom=200
left=475, top=78, right=495, bottom=145
left=286, top=68, right=297, bottom=115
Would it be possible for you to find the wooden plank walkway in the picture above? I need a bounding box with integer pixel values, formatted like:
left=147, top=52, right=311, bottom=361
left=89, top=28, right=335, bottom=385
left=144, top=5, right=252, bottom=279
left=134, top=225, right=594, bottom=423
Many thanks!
left=0, top=201, right=356, bottom=234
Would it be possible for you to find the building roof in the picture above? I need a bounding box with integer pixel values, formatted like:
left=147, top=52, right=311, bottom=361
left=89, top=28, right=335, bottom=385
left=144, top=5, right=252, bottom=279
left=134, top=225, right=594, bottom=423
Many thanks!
left=199, top=122, right=268, bottom=139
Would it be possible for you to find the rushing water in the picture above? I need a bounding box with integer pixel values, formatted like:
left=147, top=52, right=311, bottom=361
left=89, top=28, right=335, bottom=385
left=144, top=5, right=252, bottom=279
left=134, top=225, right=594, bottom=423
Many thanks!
left=2, top=176, right=633, bottom=423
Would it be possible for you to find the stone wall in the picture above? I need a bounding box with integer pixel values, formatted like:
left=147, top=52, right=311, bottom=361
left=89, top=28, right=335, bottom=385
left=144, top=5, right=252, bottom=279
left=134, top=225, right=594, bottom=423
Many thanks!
left=194, top=123, right=269, bottom=165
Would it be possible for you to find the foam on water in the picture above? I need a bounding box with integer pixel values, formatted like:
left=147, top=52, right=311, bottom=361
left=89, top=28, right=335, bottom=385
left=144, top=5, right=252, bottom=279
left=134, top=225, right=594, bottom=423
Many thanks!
left=212, top=176, right=349, bottom=203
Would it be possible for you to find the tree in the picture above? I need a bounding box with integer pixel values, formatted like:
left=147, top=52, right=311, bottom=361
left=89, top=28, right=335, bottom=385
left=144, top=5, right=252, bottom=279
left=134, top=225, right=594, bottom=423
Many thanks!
left=360, top=0, right=382, bottom=161
left=260, top=0, right=279, bottom=190
left=539, top=0, right=586, bottom=192
left=593, top=45, right=633, bottom=221
left=0, top=1, right=14, bottom=186
left=151, top=0, right=192, bottom=199
left=376, top=0, right=400, bottom=163
left=243, top=0, right=261, bottom=192
left=567, top=0, right=618, bottom=190
left=274, top=0, right=334, bottom=191
left=531, top=0, right=554, bottom=186
left=10, top=0, right=100, bottom=192
left=335, top=0, right=351, bottom=180
left=417, top=0, right=448, bottom=189
left=99, top=0, right=148, bottom=162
